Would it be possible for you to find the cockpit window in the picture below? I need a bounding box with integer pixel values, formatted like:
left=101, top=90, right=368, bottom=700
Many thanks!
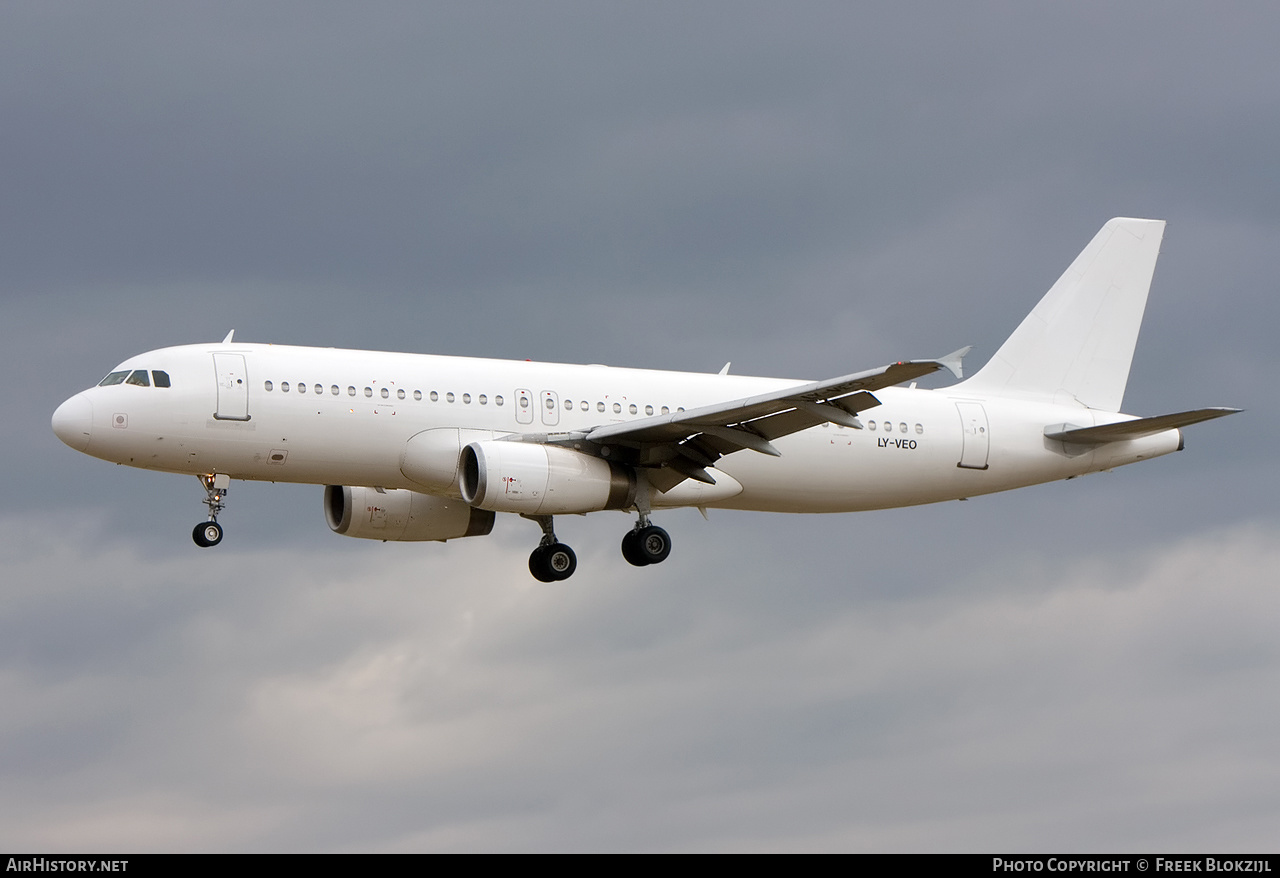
left=152, top=371, right=171, bottom=388
left=99, top=371, right=130, bottom=386
left=125, top=370, right=151, bottom=387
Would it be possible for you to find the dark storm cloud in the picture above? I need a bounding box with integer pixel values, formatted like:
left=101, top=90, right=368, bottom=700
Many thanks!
left=3, top=0, right=1277, bottom=851
left=6, top=5, right=1276, bottom=328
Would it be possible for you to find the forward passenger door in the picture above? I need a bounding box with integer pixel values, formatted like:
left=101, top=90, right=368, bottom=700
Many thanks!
left=213, top=353, right=250, bottom=421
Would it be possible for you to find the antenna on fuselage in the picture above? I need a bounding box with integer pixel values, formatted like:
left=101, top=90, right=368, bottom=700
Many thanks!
left=222, top=330, right=235, bottom=344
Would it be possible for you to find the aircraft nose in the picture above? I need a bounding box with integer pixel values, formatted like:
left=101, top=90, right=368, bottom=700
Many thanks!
left=52, top=393, right=94, bottom=452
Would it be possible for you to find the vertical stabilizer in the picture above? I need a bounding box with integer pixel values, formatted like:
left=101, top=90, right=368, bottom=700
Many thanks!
left=958, top=218, right=1165, bottom=412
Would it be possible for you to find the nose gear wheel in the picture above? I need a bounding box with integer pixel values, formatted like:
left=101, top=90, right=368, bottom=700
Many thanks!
left=192, top=474, right=230, bottom=548
left=193, top=521, right=223, bottom=547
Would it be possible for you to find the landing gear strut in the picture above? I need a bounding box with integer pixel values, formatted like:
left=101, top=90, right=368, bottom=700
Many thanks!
left=524, top=515, right=577, bottom=582
left=621, top=473, right=671, bottom=567
left=192, top=473, right=229, bottom=548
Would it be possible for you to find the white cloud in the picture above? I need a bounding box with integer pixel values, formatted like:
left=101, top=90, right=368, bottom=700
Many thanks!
left=1, top=513, right=1276, bottom=851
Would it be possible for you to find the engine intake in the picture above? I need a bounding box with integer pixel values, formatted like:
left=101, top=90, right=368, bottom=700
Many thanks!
left=459, top=441, right=635, bottom=514
left=324, top=485, right=494, bottom=542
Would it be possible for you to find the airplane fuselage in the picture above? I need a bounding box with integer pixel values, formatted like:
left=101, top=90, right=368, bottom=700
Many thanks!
left=54, top=341, right=1180, bottom=514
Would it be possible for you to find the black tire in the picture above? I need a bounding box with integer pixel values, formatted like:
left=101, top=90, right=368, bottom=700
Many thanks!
left=545, top=543, right=577, bottom=580
left=528, top=546, right=557, bottom=582
left=636, top=525, right=671, bottom=564
left=621, top=529, right=649, bottom=566
left=193, top=521, right=223, bottom=548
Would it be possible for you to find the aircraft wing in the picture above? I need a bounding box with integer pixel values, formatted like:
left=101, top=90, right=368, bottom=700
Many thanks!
left=524, top=348, right=970, bottom=491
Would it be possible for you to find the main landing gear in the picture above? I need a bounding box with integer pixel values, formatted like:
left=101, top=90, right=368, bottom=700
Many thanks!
left=192, top=473, right=229, bottom=548
left=621, top=522, right=671, bottom=567
left=621, top=477, right=671, bottom=567
left=522, top=511, right=674, bottom=582
left=525, top=515, right=578, bottom=583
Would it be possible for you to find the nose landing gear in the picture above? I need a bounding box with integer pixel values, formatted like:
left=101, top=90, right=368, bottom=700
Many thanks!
left=192, top=473, right=230, bottom=548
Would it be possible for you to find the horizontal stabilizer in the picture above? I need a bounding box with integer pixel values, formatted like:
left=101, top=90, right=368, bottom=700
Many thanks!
left=1045, top=407, right=1241, bottom=444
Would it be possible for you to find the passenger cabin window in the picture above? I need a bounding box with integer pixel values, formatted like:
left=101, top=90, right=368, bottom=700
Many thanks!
left=298, top=382, right=307, bottom=394
left=99, top=370, right=130, bottom=386
left=125, top=370, right=150, bottom=387
left=152, top=371, right=171, bottom=388
left=264, top=381, right=274, bottom=391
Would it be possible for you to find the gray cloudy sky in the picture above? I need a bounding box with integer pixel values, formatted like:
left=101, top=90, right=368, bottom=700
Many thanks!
left=3, top=1, right=1277, bottom=852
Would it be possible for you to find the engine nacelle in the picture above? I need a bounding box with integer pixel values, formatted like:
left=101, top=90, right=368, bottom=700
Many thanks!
left=400, top=428, right=508, bottom=498
left=459, top=441, right=636, bottom=515
left=324, top=485, right=495, bottom=542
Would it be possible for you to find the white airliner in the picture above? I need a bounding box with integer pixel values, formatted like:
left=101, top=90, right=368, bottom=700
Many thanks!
left=52, top=218, right=1238, bottom=581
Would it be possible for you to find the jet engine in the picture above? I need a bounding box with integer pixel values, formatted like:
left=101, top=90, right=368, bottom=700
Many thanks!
left=459, top=441, right=636, bottom=515
left=324, top=485, right=494, bottom=542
